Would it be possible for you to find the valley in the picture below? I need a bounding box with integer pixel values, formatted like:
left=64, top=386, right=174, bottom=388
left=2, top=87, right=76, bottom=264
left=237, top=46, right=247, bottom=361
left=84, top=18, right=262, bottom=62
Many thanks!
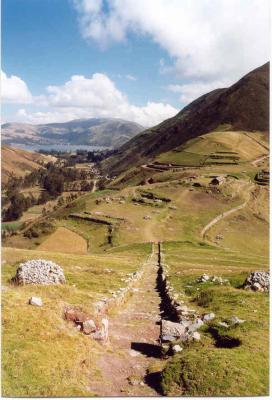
left=1, top=63, right=269, bottom=397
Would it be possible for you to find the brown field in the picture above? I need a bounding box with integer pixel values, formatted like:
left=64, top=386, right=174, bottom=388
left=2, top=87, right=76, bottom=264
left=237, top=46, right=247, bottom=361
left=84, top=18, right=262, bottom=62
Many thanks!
left=38, top=227, right=87, bottom=254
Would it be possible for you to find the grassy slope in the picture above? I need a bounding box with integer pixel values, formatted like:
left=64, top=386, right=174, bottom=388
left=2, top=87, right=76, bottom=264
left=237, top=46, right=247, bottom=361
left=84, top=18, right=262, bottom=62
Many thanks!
left=155, top=130, right=268, bottom=166
left=160, top=241, right=269, bottom=396
left=1, top=145, right=55, bottom=184
left=2, top=145, right=269, bottom=396
left=2, top=243, right=150, bottom=397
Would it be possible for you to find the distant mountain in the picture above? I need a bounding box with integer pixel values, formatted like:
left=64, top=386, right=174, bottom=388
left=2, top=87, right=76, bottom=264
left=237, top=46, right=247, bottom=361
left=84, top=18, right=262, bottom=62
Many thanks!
left=1, top=145, right=56, bottom=184
left=101, top=62, right=269, bottom=174
left=1, top=118, right=144, bottom=149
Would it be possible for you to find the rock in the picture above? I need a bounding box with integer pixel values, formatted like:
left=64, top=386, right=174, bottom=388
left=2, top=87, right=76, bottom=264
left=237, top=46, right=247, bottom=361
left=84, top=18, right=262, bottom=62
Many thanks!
left=203, top=312, right=215, bottom=321
left=161, top=335, right=176, bottom=342
left=82, top=319, right=97, bottom=335
left=128, top=376, right=141, bottom=386
left=252, top=282, right=262, bottom=291
left=211, top=276, right=229, bottom=285
left=192, top=332, right=201, bottom=341
left=218, top=321, right=229, bottom=328
left=161, top=320, right=186, bottom=341
left=90, top=318, right=109, bottom=342
left=172, top=344, right=183, bottom=353
left=29, top=296, right=43, bottom=307
left=11, top=259, right=66, bottom=285
left=187, top=318, right=204, bottom=332
left=243, top=271, right=269, bottom=292
left=230, top=316, right=245, bottom=325
left=129, top=350, right=140, bottom=357
left=197, top=273, right=210, bottom=283
left=64, top=307, right=90, bottom=324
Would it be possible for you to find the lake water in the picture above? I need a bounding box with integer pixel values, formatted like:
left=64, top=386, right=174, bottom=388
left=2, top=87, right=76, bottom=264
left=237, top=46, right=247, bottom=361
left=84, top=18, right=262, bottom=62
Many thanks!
left=8, top=143, right=109, bottom=153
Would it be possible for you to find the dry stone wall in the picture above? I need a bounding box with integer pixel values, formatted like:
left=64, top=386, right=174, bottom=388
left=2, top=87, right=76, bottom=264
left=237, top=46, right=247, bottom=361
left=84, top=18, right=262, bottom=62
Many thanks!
left=94, top=244, right=155, bottom=316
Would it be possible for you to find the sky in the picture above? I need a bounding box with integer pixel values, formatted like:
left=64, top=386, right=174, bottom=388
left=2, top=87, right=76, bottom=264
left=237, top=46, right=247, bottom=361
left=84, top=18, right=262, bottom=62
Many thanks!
left=1, top=0, right=270, bottom=127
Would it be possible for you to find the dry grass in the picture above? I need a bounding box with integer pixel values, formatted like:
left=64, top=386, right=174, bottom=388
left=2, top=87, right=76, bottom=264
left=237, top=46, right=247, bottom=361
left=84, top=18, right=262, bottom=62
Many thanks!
left=2, top=243, right=151, bottom=397
left=38, top=227, right=88, bottom=254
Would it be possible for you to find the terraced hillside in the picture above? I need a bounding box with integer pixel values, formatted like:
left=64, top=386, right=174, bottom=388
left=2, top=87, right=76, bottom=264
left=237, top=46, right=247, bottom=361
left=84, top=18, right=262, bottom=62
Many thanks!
left=2, top=62, right=269, bottom=397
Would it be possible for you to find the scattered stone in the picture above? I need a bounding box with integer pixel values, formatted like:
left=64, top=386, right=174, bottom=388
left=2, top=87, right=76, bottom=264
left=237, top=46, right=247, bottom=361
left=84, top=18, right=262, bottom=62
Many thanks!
left=191, top=332, right=201, bottom=341
left=64, top=307, right=90, bottom=323
left=172, top=344, right=183, bottom=354
left=243, top=271, right=269, bottom=292
left=12, top=259, right=66, bottom=285
left=230, top=316, right=245, bottom=325
left=211, top=276, right=229, bottom=285
left=161, top=335, right=176, bottom=342
left=218, top=321, right=229, bottom=328
left=82, top=319, right=97, bottom=335
left=187, top=318, right=204, bottom=332
left=128, top=376, right=141, bottom=386
left=29, top=296, right=43, bottom=307
left=203, top=312, right=215, bottom=321
left=129, top=350, right=140, bottom=357
left=143, top=215, right=151, bottom=220
left=161, top=319, right=186, bottom=341
left=196, top=274, right=229, bottom=285
left=197, top=273, right=210, bottom=283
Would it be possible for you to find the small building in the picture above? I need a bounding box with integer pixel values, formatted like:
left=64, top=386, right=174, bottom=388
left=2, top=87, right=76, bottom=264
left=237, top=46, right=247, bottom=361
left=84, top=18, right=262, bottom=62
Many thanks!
left=210, top=176, right=225, bottom=186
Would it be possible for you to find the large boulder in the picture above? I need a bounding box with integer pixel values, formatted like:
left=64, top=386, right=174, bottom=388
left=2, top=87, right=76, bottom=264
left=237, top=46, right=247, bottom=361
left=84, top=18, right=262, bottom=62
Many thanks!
left=161, top=319, right=186, bottom=342
left=243, top=271, right=269, bottom=292
left=11, top=259, right=66, bottom=285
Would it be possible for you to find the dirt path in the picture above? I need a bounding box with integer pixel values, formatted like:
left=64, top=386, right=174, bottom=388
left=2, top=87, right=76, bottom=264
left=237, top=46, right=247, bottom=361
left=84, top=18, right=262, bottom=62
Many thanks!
left=88, top=247, right=164, bottom=396
left=92, top=179, right=97, bottom=193
left=201, top=182, right=253, bottom=239
left=251, top=154, right=269, bottom=167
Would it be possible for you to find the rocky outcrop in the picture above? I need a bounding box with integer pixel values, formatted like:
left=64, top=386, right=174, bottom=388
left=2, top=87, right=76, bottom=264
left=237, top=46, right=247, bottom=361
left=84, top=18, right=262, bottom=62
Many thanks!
left=11, top=259, right=66, bottom=285
left=243, top=271, right=269, bottom=292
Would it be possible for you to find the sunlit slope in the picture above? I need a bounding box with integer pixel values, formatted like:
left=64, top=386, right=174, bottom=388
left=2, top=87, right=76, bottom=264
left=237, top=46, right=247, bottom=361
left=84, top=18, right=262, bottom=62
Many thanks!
left=155, top=130, right=268, bottom=166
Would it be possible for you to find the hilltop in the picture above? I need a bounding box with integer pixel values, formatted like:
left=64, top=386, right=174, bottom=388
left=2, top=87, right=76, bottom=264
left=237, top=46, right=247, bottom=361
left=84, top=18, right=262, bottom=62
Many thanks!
left=101, top=63, right=269, bottom=175
left=1, top=145, right=56, bottom=184
left=2, top=118, right=144, bottom=149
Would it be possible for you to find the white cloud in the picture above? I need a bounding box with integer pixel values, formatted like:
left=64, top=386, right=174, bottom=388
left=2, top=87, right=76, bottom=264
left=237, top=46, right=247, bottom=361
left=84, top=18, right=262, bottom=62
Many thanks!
left=1, top=71, right=32, bottom=104
left=14, top=73, right=178, bottom=126
left=73, top=0, right=269, bottom=82
left=167, top=79, right=232, bottom=104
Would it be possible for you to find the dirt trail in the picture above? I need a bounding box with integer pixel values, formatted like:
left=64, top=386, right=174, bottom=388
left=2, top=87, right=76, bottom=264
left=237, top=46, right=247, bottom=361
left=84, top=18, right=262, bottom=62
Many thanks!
left=251, top=154, right=269, bottom=167
left=88, top=247, right=164, bottom=396
left=201, top=182, right=253, bottom=238
left=92, top=179, right=97, bottom=193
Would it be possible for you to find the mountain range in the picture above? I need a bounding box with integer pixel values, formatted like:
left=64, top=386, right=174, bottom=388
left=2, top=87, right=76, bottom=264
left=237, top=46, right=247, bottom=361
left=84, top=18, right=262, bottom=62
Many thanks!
left=101, top=62, right=269, bottom=174
left=1, top=118, right=144, bottom=149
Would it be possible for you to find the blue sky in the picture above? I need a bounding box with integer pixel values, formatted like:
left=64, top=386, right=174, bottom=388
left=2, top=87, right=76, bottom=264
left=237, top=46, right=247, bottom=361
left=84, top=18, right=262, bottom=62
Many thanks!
left=2, top=0, right=269, bottom=126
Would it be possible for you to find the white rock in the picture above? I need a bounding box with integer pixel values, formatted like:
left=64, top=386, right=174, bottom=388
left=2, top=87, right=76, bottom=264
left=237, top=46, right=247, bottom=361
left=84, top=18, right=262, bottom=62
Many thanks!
left=230, top=316, right=245, bottom=325
left=203, top=312, right=215, bottom=321
left=218, top=321, right=229, bottom=328
left=83, top=319, right=96, bottom=335
left=192, top=332, right=201, bottom=341
left=29, top=296, right=43, bottom=307
left=172, top=344, right=183, bottom=353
